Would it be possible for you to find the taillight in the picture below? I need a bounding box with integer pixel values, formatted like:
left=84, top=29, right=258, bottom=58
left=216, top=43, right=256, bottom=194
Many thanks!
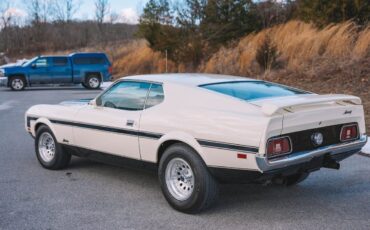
left=267, top=137, right=291, bottom=159
left=108, top=66, right=113, bottom=74
left=340, top=124, right=358, bottom=142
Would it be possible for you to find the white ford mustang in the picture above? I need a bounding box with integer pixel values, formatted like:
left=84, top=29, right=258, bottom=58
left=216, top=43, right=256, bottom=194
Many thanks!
left=25, top=74, right=367, bottom=213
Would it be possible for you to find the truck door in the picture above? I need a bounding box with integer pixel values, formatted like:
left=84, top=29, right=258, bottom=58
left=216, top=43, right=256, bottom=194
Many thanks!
left=51, top=57, right=72, bottom=83
left=28, top=57, right=52, bottom=84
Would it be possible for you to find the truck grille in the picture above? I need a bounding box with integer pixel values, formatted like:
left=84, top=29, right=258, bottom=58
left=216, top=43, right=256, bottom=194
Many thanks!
left=286, top=123, right=358, bottom=154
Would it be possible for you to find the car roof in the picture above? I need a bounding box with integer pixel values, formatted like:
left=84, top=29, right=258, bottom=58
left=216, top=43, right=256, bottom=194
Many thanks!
left=122, top=73, right=258, bottom=86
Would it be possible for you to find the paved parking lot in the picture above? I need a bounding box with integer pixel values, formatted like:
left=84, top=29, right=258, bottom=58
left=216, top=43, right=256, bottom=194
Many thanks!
left=0, top=86, right=369, bottom=230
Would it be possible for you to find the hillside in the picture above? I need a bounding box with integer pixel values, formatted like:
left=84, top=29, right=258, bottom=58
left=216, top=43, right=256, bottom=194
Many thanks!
left=108, top=20, right=370, bottom=133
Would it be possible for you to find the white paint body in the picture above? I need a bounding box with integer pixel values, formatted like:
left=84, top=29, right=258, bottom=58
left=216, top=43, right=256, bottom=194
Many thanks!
left=25, top=74, right=367, bottom=172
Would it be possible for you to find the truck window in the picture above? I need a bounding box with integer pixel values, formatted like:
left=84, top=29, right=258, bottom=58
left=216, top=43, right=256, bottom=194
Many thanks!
left=73, top=56, right=106, bottom=65
left=35, top=58, right=48, bottom=67
left=53, top=57, right=68, bottom=66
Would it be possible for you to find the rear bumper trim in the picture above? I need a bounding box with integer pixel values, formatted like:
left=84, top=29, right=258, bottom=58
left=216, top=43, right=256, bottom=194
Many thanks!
left=256, top=135, right=367, bottom=172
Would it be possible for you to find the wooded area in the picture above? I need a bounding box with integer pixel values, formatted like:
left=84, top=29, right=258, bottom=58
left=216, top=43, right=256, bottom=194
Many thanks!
left=0, top=0, right=136, bottom=56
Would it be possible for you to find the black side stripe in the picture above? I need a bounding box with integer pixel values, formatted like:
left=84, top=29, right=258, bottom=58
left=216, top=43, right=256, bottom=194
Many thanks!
left=197, top=139, right=259, bottom=153
left=49, top=119, right=162, bottom=140
left=27, top=116, right=258, bottom=152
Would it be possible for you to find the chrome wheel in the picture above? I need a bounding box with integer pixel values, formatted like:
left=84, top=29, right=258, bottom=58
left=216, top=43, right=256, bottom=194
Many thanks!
left=165, top=158, right=195, bottom=201
left=11, top=79, right=24, bottom=90
left=38, top=132, right=56, bottom=162
left=88, top=77, right=100, bottom=88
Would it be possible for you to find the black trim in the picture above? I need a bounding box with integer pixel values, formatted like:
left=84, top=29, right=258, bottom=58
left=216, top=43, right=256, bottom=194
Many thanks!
left=62, top=144, right=157, bottom=172
left=28, top=116, right=257, bottom=151
left=197, top=139, right=259, bottom=153
left=26, top=116, right=38, bottom=127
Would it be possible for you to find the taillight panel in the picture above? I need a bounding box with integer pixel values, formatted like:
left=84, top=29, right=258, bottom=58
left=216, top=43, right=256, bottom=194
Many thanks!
left=266, top=136, right=292, bottom=159
left=340, top=124, right=359, bottom=142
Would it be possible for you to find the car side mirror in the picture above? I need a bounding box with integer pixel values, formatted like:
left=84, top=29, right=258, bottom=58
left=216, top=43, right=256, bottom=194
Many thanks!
left=31, top=63, right=36, bottom=68
left=89, top=99, right=97, bottom=106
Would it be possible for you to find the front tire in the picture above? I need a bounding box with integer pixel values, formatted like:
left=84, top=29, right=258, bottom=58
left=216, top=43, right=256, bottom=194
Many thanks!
left=9, top=76, right=26, bottom=91
left=158, top=144, right=219, bottom=213
left=35, top=125, right=71, bottom=170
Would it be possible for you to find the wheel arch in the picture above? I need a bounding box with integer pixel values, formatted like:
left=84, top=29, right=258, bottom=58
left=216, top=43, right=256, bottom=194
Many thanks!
left=33, top=118, right=56, bottom=138
left=156, top=132, right=205, bottom=165
left=7, top=74, right=28, bottom=87
left=84, top=72, right=102, bottom=82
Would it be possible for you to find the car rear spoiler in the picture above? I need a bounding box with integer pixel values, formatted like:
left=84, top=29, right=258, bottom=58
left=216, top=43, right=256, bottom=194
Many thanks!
left=260, top=94, right=362, bottom=116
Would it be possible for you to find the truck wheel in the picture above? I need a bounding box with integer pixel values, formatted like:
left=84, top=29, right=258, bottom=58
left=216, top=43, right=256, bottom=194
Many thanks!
left=35, top=125, right=71, bottom=170
left=158, top=143, right=219, bottom=213
left=9, top=76, right=26, bottom=91
left=85, top=75, right=101, bottom=89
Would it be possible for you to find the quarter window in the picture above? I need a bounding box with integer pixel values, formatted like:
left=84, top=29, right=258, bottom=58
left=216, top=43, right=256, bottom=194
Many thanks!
left=145, top=84, right=164, bottom=109
left=98, top=81, right=151, bottom=111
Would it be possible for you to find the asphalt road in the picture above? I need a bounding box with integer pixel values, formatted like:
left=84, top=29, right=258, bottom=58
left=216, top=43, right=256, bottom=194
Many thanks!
left=0, top=86, right=370, bottom=230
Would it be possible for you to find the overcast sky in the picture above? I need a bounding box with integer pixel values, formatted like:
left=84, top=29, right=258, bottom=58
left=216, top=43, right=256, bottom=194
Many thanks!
left=6, top=0, right=149, bottom=24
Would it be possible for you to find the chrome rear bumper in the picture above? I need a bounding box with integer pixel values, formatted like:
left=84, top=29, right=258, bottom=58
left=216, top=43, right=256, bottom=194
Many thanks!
left=256, top=135, right=367, bottom=172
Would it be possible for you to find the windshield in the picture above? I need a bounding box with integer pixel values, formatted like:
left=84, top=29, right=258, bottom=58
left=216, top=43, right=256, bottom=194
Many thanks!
left=22, top=57, right=38, bottom=66
left=200, top=81, right=309, bottom=101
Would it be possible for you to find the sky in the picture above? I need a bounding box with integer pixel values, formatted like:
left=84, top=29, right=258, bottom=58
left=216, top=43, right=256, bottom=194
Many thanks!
left=5, top=0, right=150, bottom=24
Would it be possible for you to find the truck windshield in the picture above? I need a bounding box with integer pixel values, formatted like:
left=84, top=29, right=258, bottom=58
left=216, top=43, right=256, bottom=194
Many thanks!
left=200, top=81, right=309, bottom=101
left=22, top=57, right=38, bottom=66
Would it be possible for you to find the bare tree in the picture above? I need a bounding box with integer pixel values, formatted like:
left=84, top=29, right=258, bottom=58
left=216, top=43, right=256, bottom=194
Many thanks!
left=53, top=0, right=82, bottom=22
left=95, top=0, right=110, bottom=24
left=24, top=0, right=53, bottom=24
left=0, top=0, right=12, bottom=29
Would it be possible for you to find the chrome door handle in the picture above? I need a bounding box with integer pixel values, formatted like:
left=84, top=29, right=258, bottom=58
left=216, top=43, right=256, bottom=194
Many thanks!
left=126, top=120, right=134, bottom=126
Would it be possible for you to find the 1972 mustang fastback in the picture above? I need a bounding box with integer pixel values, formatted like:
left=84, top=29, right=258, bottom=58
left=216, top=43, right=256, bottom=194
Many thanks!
left=25, top=74, right=367, bottom=213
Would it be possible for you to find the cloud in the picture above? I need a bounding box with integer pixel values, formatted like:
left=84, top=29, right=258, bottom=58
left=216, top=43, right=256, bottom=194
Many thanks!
left=119, top=8, right=139, bottom=24
left=4, top=7, right=27, bottom=18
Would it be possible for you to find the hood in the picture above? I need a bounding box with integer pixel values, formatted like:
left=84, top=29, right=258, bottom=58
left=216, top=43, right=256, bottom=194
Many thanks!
left=59, top=98, right=93, bottom=106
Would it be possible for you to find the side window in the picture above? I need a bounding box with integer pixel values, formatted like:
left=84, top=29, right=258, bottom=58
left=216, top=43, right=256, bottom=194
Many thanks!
left=98, top=81, right=151, bottom=111
left=73, top=56, right=106, bottom=65
left=145, top=84, right=164, bottom=109
left=35, top=58, right=48, bottom=67
left=53, top=57, right=68, bottom=66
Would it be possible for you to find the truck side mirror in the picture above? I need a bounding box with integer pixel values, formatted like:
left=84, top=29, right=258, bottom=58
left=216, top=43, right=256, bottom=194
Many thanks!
left=31, top=63, right=36, bottom=68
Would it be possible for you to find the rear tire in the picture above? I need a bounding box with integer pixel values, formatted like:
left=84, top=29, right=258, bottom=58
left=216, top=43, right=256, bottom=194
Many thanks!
left=284, top=172, right=310, bottom=186
left=158, top=143, right=219, bottom=213
left=35, top=125, right=71, bottom=170
left=85, top=75, right=101, bottom=89
left=9, top=76, right=26, bottom=91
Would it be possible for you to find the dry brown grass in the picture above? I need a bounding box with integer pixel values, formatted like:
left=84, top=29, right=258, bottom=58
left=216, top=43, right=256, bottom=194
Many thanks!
left=202, top=20, right=370, bottom=75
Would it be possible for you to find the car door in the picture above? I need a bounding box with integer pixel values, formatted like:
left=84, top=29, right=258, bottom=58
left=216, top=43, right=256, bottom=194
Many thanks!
left=28, top=57, right=52, bottom=84
left=72, top=81, right=151, bottom=160
left=51, top=57, right=72, bottom=83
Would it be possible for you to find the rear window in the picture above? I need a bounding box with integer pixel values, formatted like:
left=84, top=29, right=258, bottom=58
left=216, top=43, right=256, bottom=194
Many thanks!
left=200, top=81, right=308, bottom=101
left=73, top=56, right=107, bottom=65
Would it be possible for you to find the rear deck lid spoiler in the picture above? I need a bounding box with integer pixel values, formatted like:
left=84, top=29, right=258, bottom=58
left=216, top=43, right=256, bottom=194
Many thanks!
left=251, top=94, right=362, bottom=116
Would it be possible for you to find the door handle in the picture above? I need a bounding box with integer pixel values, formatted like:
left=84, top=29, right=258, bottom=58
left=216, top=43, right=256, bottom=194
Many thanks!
left=126, top=120, right=134, bottom=127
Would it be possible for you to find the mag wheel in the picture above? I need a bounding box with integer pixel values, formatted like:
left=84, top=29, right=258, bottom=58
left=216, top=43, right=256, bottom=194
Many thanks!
left=35, top=125, right=71, bottom=170
left=10, top=76, right=26, bottom=91
left=85, top=75, right=101, bottom=89
left=158, top=144, right=219, bottom=213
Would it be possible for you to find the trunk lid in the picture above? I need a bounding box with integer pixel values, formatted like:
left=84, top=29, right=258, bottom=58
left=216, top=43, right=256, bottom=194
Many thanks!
left=251, top=94, right=366, bottom=135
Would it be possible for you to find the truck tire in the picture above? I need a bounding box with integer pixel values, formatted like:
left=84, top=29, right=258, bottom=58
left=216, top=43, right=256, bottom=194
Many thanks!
left=284, top=172, right=310, bottom=186
left=85, top=75, right=101, bottom=89
left=9, top=76, right=26, bottom=91
left=35, top=125, right=71, bottom=170
left=158, top=143, right=219, bottom=213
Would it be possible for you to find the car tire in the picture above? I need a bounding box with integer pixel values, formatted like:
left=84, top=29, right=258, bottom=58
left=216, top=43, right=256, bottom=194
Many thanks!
left=85, top=75, right=101, bottom=89
left=35, top=125, right=71, bottom=170
left=9, top=76, right=26, bottom=91
left=284, top=172, right=310, bottom=186
left=158, top=143, right=219, bottom=213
